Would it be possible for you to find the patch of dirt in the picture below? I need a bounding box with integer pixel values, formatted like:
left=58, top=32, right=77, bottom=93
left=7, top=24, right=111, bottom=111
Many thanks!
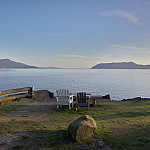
left=0, top=98, right=56, bottom=123
left=0, top=98, right=57, bottom=150
left=73, top=139, right=111, bottom=150
left=0, top=132, right=33, bottom=150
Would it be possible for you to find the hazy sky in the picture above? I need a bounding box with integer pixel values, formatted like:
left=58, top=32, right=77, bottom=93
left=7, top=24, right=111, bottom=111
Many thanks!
left=0, top=0, right=150, bottom=68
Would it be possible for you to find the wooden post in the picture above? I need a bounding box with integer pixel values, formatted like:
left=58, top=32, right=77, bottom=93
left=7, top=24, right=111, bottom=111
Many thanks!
left=93, top=99, right=96, bottom=106
left=88, top=98, right=90, bottom=111
left=28, top=87, right=33, bottom=98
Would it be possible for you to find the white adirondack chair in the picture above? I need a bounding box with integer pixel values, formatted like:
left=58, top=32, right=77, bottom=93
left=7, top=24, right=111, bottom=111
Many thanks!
left=56, top=89, right=73, bottom=109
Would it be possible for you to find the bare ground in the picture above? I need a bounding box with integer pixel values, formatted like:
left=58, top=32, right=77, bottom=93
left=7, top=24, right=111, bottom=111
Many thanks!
left=0, top=98, right=57, bottom=150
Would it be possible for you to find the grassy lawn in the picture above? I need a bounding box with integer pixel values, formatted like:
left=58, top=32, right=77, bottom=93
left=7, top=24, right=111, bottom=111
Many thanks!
left=0, top=105, right=22, bottom=117
left=92, top=99, right=150, bottom=150
left=0, top=98, right=150, bottom=150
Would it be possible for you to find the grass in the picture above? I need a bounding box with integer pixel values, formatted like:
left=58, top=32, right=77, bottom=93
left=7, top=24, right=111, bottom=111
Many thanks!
left=0, top=98, right=150, bottom=150
left=92, top=99, right=150, bottom=150
left=0, top=105, right=22, bottom=117
left=12, top=145, right=25, bottom=149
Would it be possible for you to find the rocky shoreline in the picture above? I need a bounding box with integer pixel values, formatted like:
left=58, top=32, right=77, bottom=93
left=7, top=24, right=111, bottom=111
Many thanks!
left=121, top=97, right=150, bottom=101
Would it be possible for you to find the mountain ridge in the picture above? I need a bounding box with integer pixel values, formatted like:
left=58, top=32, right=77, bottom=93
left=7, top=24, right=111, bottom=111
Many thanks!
left=0, top=59, right=61, bottom=69
left=91, top=62, right=150, bottom=69
left=0, top=59, right=38, bottom=68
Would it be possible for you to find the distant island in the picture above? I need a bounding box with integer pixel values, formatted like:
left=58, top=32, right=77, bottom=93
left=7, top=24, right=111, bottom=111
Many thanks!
left=91, top=62, right=150, bottom=69
left=0, top=59, right=38, bottom=69
left=0, top=59, right=60, bottom=69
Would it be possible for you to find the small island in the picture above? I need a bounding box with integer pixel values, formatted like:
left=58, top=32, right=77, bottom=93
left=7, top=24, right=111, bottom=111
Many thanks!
left=91, top=62, right=150, bottom=69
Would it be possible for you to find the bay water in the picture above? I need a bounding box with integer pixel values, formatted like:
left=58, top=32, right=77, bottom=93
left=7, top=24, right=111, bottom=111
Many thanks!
left=0, top=69, right=150, bottom=100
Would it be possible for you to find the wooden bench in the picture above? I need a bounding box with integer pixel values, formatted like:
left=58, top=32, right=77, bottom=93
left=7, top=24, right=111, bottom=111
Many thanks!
left=0, top=87, right=33, bottom=105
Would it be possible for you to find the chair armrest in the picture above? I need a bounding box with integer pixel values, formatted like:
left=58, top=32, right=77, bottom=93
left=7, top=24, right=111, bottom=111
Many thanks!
left=69, top=95, right=74, bottom=102
left=87, top=95, right=91, bottom=99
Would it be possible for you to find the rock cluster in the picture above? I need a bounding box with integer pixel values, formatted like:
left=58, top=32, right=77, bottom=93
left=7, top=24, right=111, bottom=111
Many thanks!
left=32, top=90, right=54, bottom=100
left=103, top=94, right=110, bottom=99
left=121, top=97, right=150, bottom=101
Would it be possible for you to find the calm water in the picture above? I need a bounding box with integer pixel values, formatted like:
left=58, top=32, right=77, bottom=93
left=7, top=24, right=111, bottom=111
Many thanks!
left=0, top=69, right=150, bottom=100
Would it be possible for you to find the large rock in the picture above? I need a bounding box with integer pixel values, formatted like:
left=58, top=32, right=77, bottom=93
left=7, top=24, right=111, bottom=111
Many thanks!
left=103, top=94, right=111, bottom=99
left=32, top=90, right=54, bottom=100
left=68, top=115, right=97, bottom=142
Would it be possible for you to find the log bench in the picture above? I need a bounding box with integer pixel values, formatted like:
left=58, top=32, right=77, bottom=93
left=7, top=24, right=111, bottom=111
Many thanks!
left=0, top=87, right=33, bottom=105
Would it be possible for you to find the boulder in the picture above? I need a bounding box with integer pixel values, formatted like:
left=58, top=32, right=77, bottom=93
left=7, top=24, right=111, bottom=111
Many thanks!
left=103, top=94, right=110, bottom=99
left=32, top=90, right=54, bottom=100
left=68, top=115, right=97, bottom=142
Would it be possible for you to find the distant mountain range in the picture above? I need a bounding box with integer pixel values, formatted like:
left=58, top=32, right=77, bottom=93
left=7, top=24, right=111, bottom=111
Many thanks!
left=91, top=62, right=150, bottom=69
left=0, top=59, right=88, bottom=69
left=3, top=59, right=149, bottom=70
left=0, top=59, right=38, bottom=68
left=0, top=59, right=62, bottom=69
left=0, top=59, right=61, bottom=69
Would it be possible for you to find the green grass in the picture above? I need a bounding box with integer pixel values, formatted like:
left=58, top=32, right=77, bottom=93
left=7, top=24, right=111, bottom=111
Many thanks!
left=0, top=99, right=150, bottom=150
left=12, top=145, right=25, bottom=149
left=91, top=99, right=150, bottom=150
left=0, top=105, right=22, bottom=117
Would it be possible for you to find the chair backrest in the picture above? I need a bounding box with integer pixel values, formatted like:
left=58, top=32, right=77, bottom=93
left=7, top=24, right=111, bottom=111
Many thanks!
left=56, top=89, right=69, bottom=97
left=77, top=92, right=87, bottom=103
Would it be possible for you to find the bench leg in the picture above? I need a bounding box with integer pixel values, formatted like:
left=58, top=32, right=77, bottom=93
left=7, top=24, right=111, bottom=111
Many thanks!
left=76, top=106, right=78, bottom=111
left=69, top=103, right=71, bottom=109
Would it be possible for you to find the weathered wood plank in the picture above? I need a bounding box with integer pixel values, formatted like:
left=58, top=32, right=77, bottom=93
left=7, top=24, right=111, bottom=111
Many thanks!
left=0, top=93, right=30, bottom=103
left=0, top=87, right=33, bottom=96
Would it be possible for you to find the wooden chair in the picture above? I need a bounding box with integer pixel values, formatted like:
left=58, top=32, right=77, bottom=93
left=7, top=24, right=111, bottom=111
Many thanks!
left=56, top=89, right=73, bottom=109
left=76, top=92, right=90, bottom=111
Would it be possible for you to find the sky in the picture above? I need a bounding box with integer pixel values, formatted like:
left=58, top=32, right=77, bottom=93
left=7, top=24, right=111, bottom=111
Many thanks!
left=0, top=0, right=150, bottom=68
